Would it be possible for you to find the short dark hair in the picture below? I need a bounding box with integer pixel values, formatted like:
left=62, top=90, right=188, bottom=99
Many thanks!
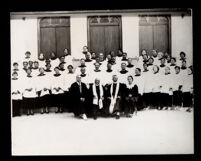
left=67, top=65, right=73, bottom=69
left=12, top=71, right=18, bottom=75
left=23, top=61, right=28, bottom=65
left=171, top=57, right=176, bottom=62
left=180, top=51, right=186, bottom=57
left=25, top=51, right=31, bottom=55
left=136, top=68, right=141, bottom=72
left=34, top=61, right=38, bottom=64
left=175, top=66, right=180, bottom=70
left=59, top=62, right=65, bottom=66
left=127, top=75, right=133, bottom=80
left=13, top=62, right=18, bottom=66
left=54, top=67, right=59, bottom=70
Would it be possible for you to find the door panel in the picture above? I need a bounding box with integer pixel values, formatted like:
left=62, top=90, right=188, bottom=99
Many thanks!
left=153, top=25, right=168, bottom=53
left=104, top=26, right=120, bottom=58
left=56, top=27, right=70, bottom=58
left=89, top=26, right=105, bottom=56
left=40, top=27, right=56, bottom=59
left=139, top=25, right=153, bottom=55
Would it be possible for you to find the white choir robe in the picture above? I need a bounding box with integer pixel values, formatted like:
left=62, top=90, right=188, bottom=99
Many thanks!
left=151, top=73, right=162, bottom=93
left=11, top=78, right=23, bottom=100
left=88, top=70, right=103, bottom=85
left=182, top=74, right=193, bottom=93
left=147, top=65, right=154, bottom=72
left=133, top=75, right=145, bottom=95
left=180, top=68, right=188, bottom=76
left=80, top=74, right=91, bottom=88
left=50, top=74, right=65, bottom=95
left=116, top=57, right=122, bottom=64
left=100, top=61, right=108, bottom=71
left=126, top=66, right=136, bottom=75
left=35, top=75, right=51, bottom=97
left=144, top=72, right=158, bottom=94
left=172, top=73, right=184, bottom=92
left=160, top=74, right=174, bottom=95
left=51, top=58, right=60, bottom=69
left=101, top=70, right=114, bottom=86
left=31, top=68, right=40, bottom=77
left=22, top=76, right=38, bottom=98
left=63, top=72, right=76, bottom=91
left=117, top=71, right=130, bottom=84
left=64, top=55, right=74, bottom=66
left=153, top=58, right=161, bottom=66
left=38, top=60, right=46, bottom=68
left=169, top=65, right=176, bottom=74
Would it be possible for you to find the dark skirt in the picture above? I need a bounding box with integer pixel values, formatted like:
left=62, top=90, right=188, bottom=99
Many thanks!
left=182, top=92, right=193, bottom=107
left=124, top=96, right=138, bottom=114
left=12, top=99, right=22, bottom=117
left=173, top=91, right=183, bottom=106
left=23, top=97, right=36, bottom=110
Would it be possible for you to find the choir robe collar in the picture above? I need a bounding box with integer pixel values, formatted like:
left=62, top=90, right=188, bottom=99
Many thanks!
left=39, top=58, right=45, bottom=61
left=80, top=73, right=86, bottom=77
left=38, top=73, right=45, bottom=76
left=143, top=69, right=149, bottom=72
left=127, top=64, right=134, bottom=68
left=170, top=64, right=176, bottom=66
left=147, top=63, right=153, bottom=66
left=106, top=69, right=113, bottom=72
left=32, top=67, right=39, bottom=70
left=54, top=73, right=61, bottom=77
left=85, top=59, right=92, bottom=62
left=27, top=75, right=32, bottom=78
left=126, top=82, right=134, bottom=89
left=59, top=68, right=65, bottom=71
left=165, top=73, right=170, bottom=75
left=13, top=69, right=19, bottom=72
left=181, top=66, right=187, bottom=70
left=79, top=65, right=86, bottom=68
left=94, top=69, right=101, bottom=72
left=120, top=70, right=128, bottom=74
left=135, top=74, right=141, bottom=77
left=121, top=58, right=128, bottom=61
left=45, top=69, right=52, bottom=72
left=12, top=78, right=18, bottom=80
left=160, top=64, right=165, bottom=67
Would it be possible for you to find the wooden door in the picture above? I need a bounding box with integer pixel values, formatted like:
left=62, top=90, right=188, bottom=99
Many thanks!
left=39, top=17, right=70, bottom=59
left=88, top=16, right=122, bottom=59
left=139, top=15, right=170, bottom=56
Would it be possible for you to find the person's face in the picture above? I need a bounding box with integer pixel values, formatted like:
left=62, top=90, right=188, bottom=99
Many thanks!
left=81, top=68, right=86, bottom=74
left=143, top=54, right=148, bottom=60
left=161, top=58, right=165, bottom=65
left=27, top=69, right=32, bottom=75
left=121, top=63, right=126, bottom=70
left=83, top=46, right=88, bottom=52
left=95, top=79, right=100, bottom=85
left=112, top=75, right=118, bottom=82
left=128, top=58, right=132, bottom=64
left=143, top=64, right=148, bottom=70
left=85, top=54, right=91, bottom=60
left=60, top=64, right=65, bottom=69
left=122, top=53, right=127, bottom=59
left=188, top=68, right=192, bottom=75
left=39, top=53, right=44, bottom=59
left=111, top=51, right=115, bottom=57
left=51, top=52, right=56, bottom=58
left=167, top=55, right=171, bottom=61
left=141, top=50, right=146, bottom=55
left=60, top=57, right=65, bottom=63
left=23, top=63, right=28, bottom=68
left=152, top=50, right=157, bottom=57
left=170, top=59, right=175, bottom=65
left=29, top=61, right=33, bottom=66
left=165, top=67, right=170, bottom=74
left=107, top=64, right=112, bottom=70
left=13, top=64, right=18, bottom=70
left=118, top=50, right=122, bottom=56
left=135, top=69, right=140, bottom=75
left=96, top=57, right=100, bottom=63
left=68, top=66, right=73, bottom=73
left=158, top=53, right=163, bottom=59
left=107, top=54, right=112, bottom=60
left=175, top=68, right=180, bottom=74
left=54, top=68, right=60, bottom=74
left=111, top=57, right=116, bottom=62
left=34, top=62, right=39, bottom=68
left=128, top=76, right=133, bottom=84
left=64, top=49, right=68, bottom=55
left=95, top=63, right=100, bottom=70
left=76, top=75, right=81, bottom=83
left=153, top=66, right=158, bottom=73
left=91, top=53, right=96, bottom=58
left=39, top=68, right=45, bottom=74
left=99, top=54, right=104, bottom=61
left=80, top=59, right=85, bottom=65
left=46, top=64, right=51, bottom=69
left=25, top=53, right=30, bottom=58
left=182, top=61, right=186, bottom=67
left=13, top=73, right=18, bottom=79
left=180, top=54, right=185, bottom=59
left=148, top=58, right=153, bottom=64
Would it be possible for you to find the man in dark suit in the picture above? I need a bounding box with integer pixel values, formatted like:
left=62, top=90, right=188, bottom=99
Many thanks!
left=103, top=75, right=126, bottom=119
left=69, top=75, right=88, bottom=120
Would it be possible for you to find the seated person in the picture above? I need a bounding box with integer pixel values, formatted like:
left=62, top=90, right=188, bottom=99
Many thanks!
left=124, top=75, right=139, bottom=117
left=28, top=60, right=34, bottom=69
left=80, top=67, right=87, bottom=77
left=94, top=62, right=101, bottom=72
left=181, top=60, right=187, bottom=70
left=53, top=67, right=61, bottom=77
left=117, top=49, right=123, bottom=57
left=106, top=54, right=112, bottom=64
left=58, top=62, right=65, bottom=71
left=99, top=53, right=105, bottom=62
left=79, top=58, right=86, bottom=68
left=22, top=61, right=29, bottom=71
left=127, top=58, right=134, bottom=68
left=33, top=61, right=39, bottom=70
left=179, top=51, right=186, bottom=61
left=91, top=52, right=96, bottom=60
left=160, top=57, right=166, bottom=68
left=85, top=52, right=92, bottom=62
left=170, top=57, right=176, bottom=66
left=106, top=63, right=113, bottom=72
left=69, top=75, right=88, bottom=120
left=90, top=78, right=104, bottom=120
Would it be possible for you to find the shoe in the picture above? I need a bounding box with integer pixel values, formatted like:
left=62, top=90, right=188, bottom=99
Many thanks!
left=115, top=115, right=120, bottom=119
left=82, top=114, right=87, bottom=120
left=93, top=116, right=97, bottom=120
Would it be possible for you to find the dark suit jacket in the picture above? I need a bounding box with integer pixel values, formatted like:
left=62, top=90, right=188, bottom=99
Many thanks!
left=105, top=83, right=126, bottom=98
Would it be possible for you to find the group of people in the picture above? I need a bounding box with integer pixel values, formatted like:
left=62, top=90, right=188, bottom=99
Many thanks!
left=11, top=46, right=193, bottom=120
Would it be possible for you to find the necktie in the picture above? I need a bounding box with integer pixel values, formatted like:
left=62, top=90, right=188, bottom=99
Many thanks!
left=79, top=83, right=82, bottom=94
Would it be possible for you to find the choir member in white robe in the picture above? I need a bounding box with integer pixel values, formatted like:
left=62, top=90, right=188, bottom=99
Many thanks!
left=79, top=67, right=90, bottom=88
left=101, top=63, right=114, bottom=86
left=180, top=60, right=188, bottom=76
left=172, top=66, right=183, bottom=107
left=116, top=49, right=123, bottom=62
left=11, top=71, right=23, bottom=116
left=159, top=57, right=167, bottom=75
left=35, top=67, right=51, bottom=114
left=182, top=66, right=193, bottom=108
left=126, top=58, right=135, bottom=74
left=91, top=52, right=96, bottom=61
left=151, top=49, right=159, bottom=64
left=74, top=58, right=87, bottom=75
left=118, top=62, right=129, bottom=84
left=147, top=57, right=154, bottom=71
left=58, top=62, right=66, bottom=75
left=51, top=67, right=65, bottom=113
left=38, top=53, right=46, bottom=68
left=88, top=62, right=102, bottom=85
left=22, top=68, right=37, bottom=115
left=169, top=57, right=177, bottom=73
left=50, top=52, right=60, bottom=69
left=160, top=67, right=174, bottom=109
left=24, top=51, right=32, bottom=61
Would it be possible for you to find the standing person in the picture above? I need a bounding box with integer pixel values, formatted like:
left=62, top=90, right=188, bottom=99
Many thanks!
left=69, top=75, right=88, bottom=120
left=104, top=75, right=126, bottom=119
left=22, top=68, right=37, bottom=115
left=124, top=75, right=139, bottom=117
left=11, top=71, right=23, bottom=117
left=25, top=51, right=31, bottom=60
left=90, top=78, right=104, bottom=120
left=38, top=53, right=46, bottom=68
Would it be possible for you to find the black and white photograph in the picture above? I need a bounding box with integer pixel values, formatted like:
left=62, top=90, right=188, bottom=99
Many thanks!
left=10, top=8, right=194, bottom=155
